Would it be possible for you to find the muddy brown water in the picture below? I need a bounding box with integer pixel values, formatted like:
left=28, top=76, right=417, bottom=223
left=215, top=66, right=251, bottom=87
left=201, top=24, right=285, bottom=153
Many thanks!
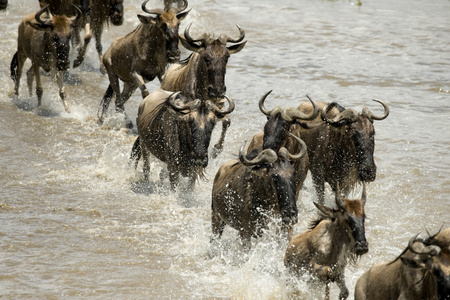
left=1, top=0, right=449, bottom=299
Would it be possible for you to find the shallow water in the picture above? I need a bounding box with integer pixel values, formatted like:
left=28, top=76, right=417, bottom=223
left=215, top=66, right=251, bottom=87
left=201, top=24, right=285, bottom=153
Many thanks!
left=1, top=0, right=449, bottom=299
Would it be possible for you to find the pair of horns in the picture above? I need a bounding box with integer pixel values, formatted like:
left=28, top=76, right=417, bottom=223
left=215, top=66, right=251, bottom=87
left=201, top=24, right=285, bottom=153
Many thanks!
left=184, top=23, right=245, bottom=46
left=258, top=90, right=319, bottom=122
left=322, top=99, right=390, bottom=125
left=36, top=4, right=82, bottom=25
left=239, top=133, right=306, bottom=167
left=168, top=92, right=234, bottom=116
left=142, top=0, right=188, bottom=14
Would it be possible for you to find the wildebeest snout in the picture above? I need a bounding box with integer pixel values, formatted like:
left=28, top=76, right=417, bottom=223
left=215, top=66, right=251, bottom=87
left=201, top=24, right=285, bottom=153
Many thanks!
left=281, top=208, right=298, bottom=226
left=355, top=240, right=369, bottom=255
left=167, top=49, right=181, bottom=63
left=357, top=164, right=377, bottom=182
left=208, top=85, right=226, bottom=99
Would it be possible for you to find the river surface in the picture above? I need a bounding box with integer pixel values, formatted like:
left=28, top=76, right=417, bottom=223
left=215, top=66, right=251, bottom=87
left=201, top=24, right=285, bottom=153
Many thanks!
left=1, top=0, right=449, bottom=299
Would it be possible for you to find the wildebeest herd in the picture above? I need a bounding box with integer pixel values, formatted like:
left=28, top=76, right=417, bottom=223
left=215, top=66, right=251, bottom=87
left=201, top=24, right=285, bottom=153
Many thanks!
left=8, top=1, right=450, bottom=299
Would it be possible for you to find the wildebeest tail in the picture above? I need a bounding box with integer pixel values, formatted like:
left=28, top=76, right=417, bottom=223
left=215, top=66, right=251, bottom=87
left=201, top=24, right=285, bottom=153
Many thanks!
left=10, top=52, right=18, bottom=82
left=130, top=136, right=142, bottom=169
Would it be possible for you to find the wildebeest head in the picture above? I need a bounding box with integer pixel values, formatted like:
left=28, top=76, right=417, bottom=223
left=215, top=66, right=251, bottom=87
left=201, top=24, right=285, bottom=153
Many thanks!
left=314, top=183, right=369, bottom=256
left=109, top=0, right=124, bottom=26
left=167, top=92, right=235, bottom=168
left=321, top=100, right=390, bottom=183
left=180, top=24, right=247, bottom=99
left=399, top=230, right=450, bottom=299
left=28, top=5, right=81, bottom=71
left=239, top=134, right=307, bottom=227
left=258, top=90, right=319, bottom=152
left=139, top=0, right=190, bottom=63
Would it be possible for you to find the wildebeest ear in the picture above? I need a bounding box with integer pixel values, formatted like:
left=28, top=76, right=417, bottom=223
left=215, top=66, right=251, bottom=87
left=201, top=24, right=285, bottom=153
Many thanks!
left=180, top=36, right=202, bottom=52
left=176, top=9, right=191, bottom=21
left=138, top=14, right=157, bottom=25
left=313, top=202, right=335, bottom=218
left=227, top=41, right=247, bottom=54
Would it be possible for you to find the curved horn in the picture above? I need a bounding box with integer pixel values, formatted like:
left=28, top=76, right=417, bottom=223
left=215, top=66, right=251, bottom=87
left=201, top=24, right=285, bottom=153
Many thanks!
left=361, top=183, right=367, bottom=205
left=258, top=90, right=282, bottom=117
left=239, top=141, right=278, bottom=167
left=408, top=234, right=441, bottom=257
left=177, top=0, right=188, bottom=12
left=281, top=95, right=319, bottom=122
left=35, top=4, right=50, bottom=25
left=70, top=4, right=82, bottom=24
left=142, top=0, right=163, bottom=15
left=184, top=23, right=206, bottom=44
left=168, top=92, right=199, bottom=112
left=362, top=99, right=390, bottom=121
left=224, top=24, right=245, bottom=43
left=278, top=133, right=307, bottom=161
left=207, top=95, right=235, bottom=116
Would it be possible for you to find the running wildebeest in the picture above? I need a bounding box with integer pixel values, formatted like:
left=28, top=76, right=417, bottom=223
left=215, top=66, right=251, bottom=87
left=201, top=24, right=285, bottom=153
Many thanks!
left=285, top=183, right=369, bottom=300
left=210, top=91, right=318, bottom=250
left=10, top=4, right=81, bottom=112
left=99, top=0, right=190, bottom=128
left=355, top=228, right=450, bottom=300
left=130, top=89, right=235, bottom=191
left=295, top=99, right=389, bottom=204
left=160, top=23, right=246, bottom=157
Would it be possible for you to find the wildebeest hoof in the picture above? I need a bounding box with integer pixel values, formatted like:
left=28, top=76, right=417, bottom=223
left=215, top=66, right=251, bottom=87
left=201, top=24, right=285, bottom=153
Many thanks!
left=99, top=64, right=107, bottom=75
left=142, top=90, right=150, bottom=99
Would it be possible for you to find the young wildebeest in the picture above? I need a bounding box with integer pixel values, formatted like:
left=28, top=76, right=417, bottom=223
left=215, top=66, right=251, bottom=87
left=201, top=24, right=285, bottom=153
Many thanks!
left=10, top=5, right=81, bottom=112
left=210, top=91, right=318, bottom=250
left=295, top=100, right=389, bottom=204
left=284, top=184, right=369, bottom=300
left=160, top=24, right=246, bottom=157
left=355, top=228, right=450, bottom=300
left=99, top=0, right=190, bottom=127
left=130, top=89, right=235, bottom=191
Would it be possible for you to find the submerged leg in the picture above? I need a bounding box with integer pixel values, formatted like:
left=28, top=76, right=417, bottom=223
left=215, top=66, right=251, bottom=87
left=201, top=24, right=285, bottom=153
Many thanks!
left=211, top=116, right=231, bottom=158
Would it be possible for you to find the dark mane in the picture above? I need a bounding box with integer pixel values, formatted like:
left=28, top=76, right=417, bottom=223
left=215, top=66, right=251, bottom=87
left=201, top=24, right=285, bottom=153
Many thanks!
left=308, top=215, right=328, bottom=230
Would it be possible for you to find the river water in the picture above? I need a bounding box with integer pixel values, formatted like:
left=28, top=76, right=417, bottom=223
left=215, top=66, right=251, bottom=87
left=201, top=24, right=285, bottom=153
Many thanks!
left=1, top=0, right=449, bottom=299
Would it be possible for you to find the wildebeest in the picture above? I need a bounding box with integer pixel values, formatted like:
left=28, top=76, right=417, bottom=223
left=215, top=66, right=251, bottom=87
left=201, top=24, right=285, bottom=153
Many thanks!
left=354, top=228, right=450, bottom=300
left=295, top=99, right=389, bottom=204
left=284, top=183, right=369, bottom=300
left=10, top=5, right=81, bottom=112
left=72, top=0, right=124, bottom=71
left=211, top=134, right=307, bottom=250
left=160, top=23, right=246, bottom=157
left=246, top=90, right=319, bottom=199
left=130, top=89, right=235, bottom=191
left=99, top=0, right=190, bottom=127
left=210, top=91, right=318, bottom=249
left=38, top=0, right=123, bottom=71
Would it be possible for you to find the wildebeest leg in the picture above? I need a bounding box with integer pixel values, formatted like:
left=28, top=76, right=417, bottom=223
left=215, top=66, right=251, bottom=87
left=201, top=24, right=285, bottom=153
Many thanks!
left=211, top=116, right=231, bottom=159
left=131, top=71, right=150, bottom=99
left=99, top=84, right=114, bottom=124
left=312, top=173, right=325, bottom=204
left=32, top=64, right=43, bottom=107
left=167, top=165, right=179, bottom=191
left=93, top=24, right=106, bottom=74
left=141, top=143, right=151, bottom=181
left=336, top=275, right=349, bottom=300
left=210, top=212, right=226, bottom=241
left=56, top=71, right=70, bottom=113
left=116, top=82, right=138, bottom=128
left=10, top=51, right=25, bottom=97
left=325, top=281, right=331, bottom=300
left=26, top=66, right=34, bottom=97
left=73, top=17, right=92, bottom=69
